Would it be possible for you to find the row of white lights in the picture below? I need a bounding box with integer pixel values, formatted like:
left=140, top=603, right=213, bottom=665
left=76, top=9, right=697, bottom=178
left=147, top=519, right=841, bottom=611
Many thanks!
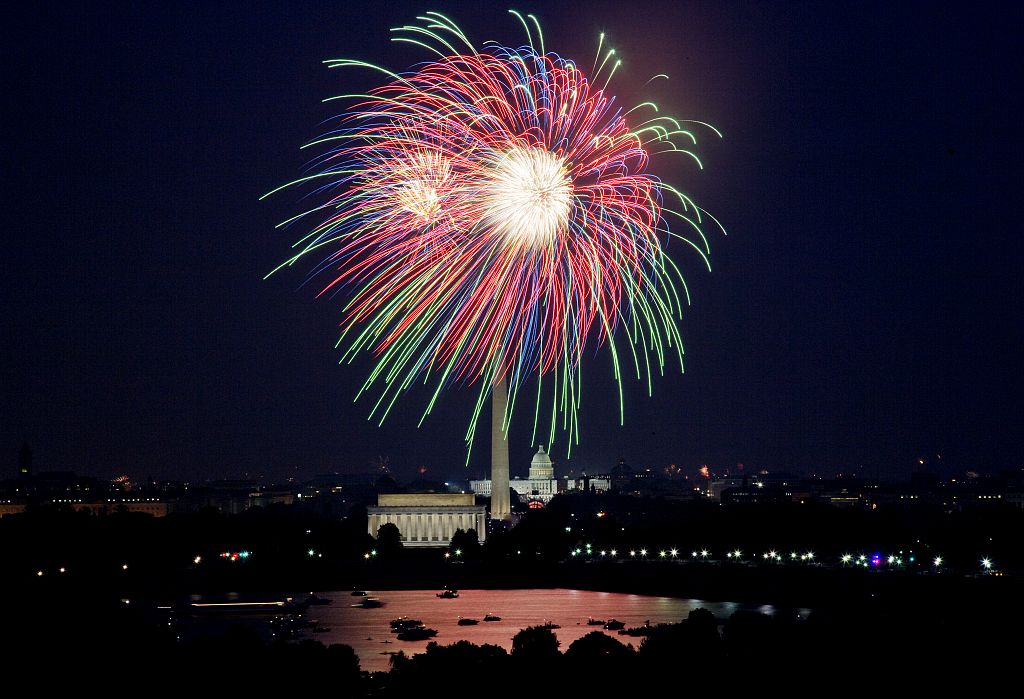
left=568, top=546, right=996, bottom=570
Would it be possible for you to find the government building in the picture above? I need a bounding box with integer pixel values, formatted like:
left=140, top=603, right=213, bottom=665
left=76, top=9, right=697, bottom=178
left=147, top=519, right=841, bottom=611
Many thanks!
left=366, top=493, right=487, bottom=548
left=470, top=445, right=564, bottom=507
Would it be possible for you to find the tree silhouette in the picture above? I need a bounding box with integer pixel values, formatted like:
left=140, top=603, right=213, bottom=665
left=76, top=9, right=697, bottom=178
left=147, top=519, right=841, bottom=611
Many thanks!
left=376, top=522, right=403, bottom=556
left=511, top=625, right=560, bottom=663
left=565, top=631, right=635, bottom=664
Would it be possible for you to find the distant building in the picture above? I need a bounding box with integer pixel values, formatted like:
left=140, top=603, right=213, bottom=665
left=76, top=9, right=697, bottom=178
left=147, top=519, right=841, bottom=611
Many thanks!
left=561, top=474, right=612, bottom=494
left=0, top=502, right=27, bottom=517
left=367, top=493, right=487, bottom=548
left=708, top=477, right=745, bottom=500
left=64, top=498, right=168, bottom=517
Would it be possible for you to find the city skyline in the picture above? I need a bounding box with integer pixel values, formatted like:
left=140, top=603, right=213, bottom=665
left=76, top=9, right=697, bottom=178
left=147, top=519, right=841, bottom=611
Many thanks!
left=4, top=2, right=1022, bottom=482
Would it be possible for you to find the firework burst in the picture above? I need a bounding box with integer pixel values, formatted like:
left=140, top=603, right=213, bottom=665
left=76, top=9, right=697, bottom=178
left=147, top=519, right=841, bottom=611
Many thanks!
left=265, top=11, right=724, bottom=457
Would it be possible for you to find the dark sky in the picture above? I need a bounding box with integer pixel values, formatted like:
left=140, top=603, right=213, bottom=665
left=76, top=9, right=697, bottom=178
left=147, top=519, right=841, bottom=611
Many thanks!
left=3, top=2, right=1021, bottom=483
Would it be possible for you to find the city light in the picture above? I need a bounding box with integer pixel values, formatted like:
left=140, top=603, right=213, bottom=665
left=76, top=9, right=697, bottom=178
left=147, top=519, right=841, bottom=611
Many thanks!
left=733, top=549, right=742, bottom=559
left=700, top=549, right=709, bottom=558
left=640, top=549, right=648, bottom=557
left=610, top=549, right=617, bottom=556
left=933, top=556, right=942, bottom=568
left=630, top=550, right=636, bottom=557
left=122, top=564, right=128, bottom=571
left=670, top=549, right=678, bottom=557
left=659, top=550, right=667, bottom=558
left=841, top=554, right=852, bottom=564
left=981, top=558, right=992, bottom=570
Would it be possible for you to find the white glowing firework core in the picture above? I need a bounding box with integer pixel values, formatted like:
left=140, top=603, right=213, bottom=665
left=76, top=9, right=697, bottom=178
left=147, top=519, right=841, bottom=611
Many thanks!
left=483, top=146, right=572, bottom=247
left=397, top=179, right=440, bottom=219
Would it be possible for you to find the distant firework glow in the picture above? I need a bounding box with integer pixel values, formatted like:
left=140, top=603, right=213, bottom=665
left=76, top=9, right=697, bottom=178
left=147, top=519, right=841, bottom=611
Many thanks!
left=265, top=11, right=724, bottom=457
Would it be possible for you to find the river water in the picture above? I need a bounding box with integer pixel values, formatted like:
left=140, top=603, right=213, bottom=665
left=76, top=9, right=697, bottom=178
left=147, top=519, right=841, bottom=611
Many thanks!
left=300, top=589, right=812, bottom=671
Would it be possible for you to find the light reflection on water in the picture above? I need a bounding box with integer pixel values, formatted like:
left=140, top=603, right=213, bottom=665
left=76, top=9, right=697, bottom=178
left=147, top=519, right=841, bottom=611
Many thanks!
left=301, top=589, right=812, bottom=672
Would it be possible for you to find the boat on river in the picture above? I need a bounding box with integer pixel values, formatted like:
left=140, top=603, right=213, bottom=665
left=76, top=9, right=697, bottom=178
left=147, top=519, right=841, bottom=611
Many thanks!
left=397, top=627, right=439, bottom=641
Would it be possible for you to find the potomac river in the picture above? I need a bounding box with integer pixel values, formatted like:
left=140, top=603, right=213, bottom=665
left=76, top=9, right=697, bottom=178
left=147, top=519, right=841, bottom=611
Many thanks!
left=299, top=588, right=812, bottom=671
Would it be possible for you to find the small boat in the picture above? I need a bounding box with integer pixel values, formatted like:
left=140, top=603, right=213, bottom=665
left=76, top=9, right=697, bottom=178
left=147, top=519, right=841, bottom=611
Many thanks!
left=351, top=590, right=368, bottom=597
left=586, top=617, right=606, bottom=626
left=436, top=589, right=459, bottom=599
left=354, top=597, right=383, bottom=608
left=381, top=640, right=392, bottom=644
left=457, top=617, right=479, bottom=626
left=540, top=621, right=560, bottom=630
left=483, top=614, right=501, bottom=622
left=305, top=593, right=333, bottom=605
left=313, top=626, right=331, bottom=633
left=603, top=619, right=625, bottom=631
left=397, top=627, right=439, bottom=641
left=390, top=617, right=424, bottom=629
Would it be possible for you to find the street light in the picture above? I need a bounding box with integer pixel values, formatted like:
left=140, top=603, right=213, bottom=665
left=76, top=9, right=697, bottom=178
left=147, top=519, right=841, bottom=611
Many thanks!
left=981, top=558, right=992, bottom=571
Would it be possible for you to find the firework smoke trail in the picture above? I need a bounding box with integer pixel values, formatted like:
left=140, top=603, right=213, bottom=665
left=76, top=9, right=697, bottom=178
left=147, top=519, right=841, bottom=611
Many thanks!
left=264, top=11, right=724, bottom=458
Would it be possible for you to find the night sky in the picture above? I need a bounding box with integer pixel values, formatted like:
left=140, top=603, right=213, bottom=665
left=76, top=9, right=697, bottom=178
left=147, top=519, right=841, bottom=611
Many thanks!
left=3, top=2, right=1021, bottom=483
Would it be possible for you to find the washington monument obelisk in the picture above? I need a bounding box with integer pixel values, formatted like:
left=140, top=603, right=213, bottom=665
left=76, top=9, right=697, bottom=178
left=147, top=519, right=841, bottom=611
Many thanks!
left=490, top=378, right=510, bottom=520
